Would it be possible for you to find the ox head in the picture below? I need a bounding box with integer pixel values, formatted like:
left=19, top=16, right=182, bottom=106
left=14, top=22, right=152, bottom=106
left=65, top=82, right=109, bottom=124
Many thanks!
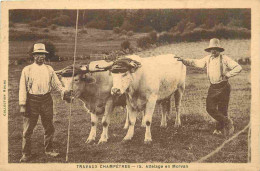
left=56, top=64, right=96, bottom=98
left=110, top=57, right=141, bottom=96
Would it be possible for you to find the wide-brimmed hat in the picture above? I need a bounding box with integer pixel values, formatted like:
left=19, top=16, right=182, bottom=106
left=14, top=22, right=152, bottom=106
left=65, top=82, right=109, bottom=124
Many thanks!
left=32, top=43, right=49, bottom=54
left=205, top=38, right=224, bottom=52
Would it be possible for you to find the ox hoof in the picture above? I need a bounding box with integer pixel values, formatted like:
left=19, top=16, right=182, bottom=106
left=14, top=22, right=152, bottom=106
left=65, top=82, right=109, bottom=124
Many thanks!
left=121, top=139, right=131, bottom=144
left=98, top=140, right=108, bottom=145
left=85, top=139, right=95, bottom=145
left=160, top=124, right=167, bottom=128
left=174, top=124, right=181, bottom=128
left=144, top=140, right=152, bottom=145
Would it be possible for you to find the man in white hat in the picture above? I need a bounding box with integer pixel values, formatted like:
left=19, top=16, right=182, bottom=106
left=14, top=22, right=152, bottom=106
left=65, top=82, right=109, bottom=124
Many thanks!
left=19, top=43, right=71, bottom=162
left=175, top=38, right=242, bottom=137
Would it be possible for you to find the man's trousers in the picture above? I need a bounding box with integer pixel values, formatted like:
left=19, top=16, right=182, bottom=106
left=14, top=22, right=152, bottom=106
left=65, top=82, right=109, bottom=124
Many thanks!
left=206, top=81, right=231, bottom=131
left=22, top=93, right=54, bottom=155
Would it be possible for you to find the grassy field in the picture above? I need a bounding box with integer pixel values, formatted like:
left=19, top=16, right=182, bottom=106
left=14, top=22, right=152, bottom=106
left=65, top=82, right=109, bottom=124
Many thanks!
left=8, top=25, right=251, bottom=163
left=9, top=23, right=145, bottom=60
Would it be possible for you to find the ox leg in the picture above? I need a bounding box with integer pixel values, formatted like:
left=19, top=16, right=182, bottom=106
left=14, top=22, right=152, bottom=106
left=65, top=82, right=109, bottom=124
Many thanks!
left=141, top=110, right=146, bottom=127
left=98, top=99, right=113, bottom=144
left=144, top=95, right=157, bottom=144
left=161, top=99, right=170, bottom=128
left=174, top=88, right=184, bottom=128
left=123, top=106, right=137, bottom=142
left=123, top=106, right=129, bottom=129
left=85, top=112, right=97, bottom=144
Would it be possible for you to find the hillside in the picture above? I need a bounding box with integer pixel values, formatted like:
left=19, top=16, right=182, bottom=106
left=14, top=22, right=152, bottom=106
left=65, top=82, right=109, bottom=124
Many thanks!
left=9, top=23, right=250, bottom=63
left=9, top=23, right=146, bottom=60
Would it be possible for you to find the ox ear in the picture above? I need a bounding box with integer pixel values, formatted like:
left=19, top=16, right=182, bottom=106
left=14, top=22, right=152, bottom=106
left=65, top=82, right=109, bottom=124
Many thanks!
left=82, top=74, right=96, bottom=84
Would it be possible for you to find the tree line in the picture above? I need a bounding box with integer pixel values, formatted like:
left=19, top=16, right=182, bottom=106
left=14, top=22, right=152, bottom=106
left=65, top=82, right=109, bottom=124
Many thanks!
left=10, top=9, right=251, bottom=32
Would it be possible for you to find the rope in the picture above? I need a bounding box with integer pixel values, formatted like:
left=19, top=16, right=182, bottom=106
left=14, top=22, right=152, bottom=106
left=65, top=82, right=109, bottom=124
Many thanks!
left=82, top=10, right=85, bottom=31
left=66, top=9, right=79, bottom=162
left=247, top=122, right=251, bottom=162
left=194, top=122, right=250, bottom=163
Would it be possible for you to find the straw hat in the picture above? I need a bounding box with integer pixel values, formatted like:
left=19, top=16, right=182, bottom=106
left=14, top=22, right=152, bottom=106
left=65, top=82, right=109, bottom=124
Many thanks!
left=205, top=38, right=224, bottom=52
left=32, top=43, right=49, bottom=54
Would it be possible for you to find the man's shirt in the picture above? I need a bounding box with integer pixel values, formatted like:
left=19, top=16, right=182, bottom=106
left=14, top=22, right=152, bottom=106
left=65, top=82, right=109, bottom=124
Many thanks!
left=19, top=63, right=64, bottom=105
left=182, top=54, right=242, bottom=84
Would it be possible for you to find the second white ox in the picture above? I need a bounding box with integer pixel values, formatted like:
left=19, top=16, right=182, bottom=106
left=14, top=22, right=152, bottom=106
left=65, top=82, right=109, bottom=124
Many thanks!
left=111, top=54, right=186, bottom=144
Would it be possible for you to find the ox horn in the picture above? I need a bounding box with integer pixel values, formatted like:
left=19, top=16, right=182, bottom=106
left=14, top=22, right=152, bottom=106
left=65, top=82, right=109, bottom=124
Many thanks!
left=55, top=69, right=64, bottom=75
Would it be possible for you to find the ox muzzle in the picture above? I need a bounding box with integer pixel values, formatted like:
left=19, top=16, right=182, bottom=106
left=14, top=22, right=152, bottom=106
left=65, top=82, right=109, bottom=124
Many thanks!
left=111, top=87, right=122, bottom=96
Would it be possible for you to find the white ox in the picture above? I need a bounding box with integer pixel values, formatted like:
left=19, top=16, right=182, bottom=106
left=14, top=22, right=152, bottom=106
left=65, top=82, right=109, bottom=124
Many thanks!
left=56, top=61, right=129, bottom=144
left=111, top=54, right=186, bottom=144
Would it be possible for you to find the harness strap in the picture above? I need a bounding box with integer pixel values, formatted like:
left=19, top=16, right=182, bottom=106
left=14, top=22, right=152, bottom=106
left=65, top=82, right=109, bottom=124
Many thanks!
left=220, top=54, right=223, bottom=78
left=208, top=55, right=224, bottom=84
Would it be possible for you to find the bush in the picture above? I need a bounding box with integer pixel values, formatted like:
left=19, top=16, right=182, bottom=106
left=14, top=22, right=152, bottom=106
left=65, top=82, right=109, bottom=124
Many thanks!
left=211, top=24, right=250, bottom=39
left=120, top=20, right=135, bottom=31
left=238, top=58, right=251, bottom=65
left=121, top=40, right=131, bottom=50
left=113, top=27, right=121, bottom=34
left=127, top=31, right=134, bottom=36
left=30, top=27, right=38, bottom=32
left=62, top=31, right=69, bottom=35
left=43, top=28, right=49, bottom=33
left=50, top=24, right=57, bottom=30
left=78, top=28, right=88, bottom=34
left=179, top=25, right=251, bottom=42
left=183, top=22, right=196, bottom=33
left=51, top=15, right=72, bottom=27
left=181, top=29, right=202, bottom=42
left=121, top=29, right=127, bottom=35
left=137, top=36, right=152, bottom=49
left=41, top=17, right=48, bottom=23
left=140, top=26, right=154, bottom=33
left=197, top=24, right=208, bottom=29
left=191, top=28, right=212, bottom=40
left=30, top=17, right=49, bottom=28
left=227, top=18, right=243, bottom=28
left=148, top=31, right=157, bottom=44
left=79, top=29, right=88, bottom=34
left=174, top=20, right=187, bottom=33
left=86, top=20, right=108, bottom=30
left=158, top=32, right=175, bottom=44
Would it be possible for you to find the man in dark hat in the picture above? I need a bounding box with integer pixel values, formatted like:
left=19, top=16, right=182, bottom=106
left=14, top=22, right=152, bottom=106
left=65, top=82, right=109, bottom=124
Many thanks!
left=19, top=43, right=71, bottom=162
left=175, top=38, right=242, bottom=137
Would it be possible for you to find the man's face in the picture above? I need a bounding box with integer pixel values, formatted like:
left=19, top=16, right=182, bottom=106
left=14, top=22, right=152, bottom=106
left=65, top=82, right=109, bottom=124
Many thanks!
left=33, top=53, right=46, bottom=65
left=210, top=48, right=221, bottom=57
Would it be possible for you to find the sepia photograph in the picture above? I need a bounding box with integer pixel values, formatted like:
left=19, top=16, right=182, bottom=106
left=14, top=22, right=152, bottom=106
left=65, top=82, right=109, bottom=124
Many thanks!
left=1, top=0, right=260, bottom=170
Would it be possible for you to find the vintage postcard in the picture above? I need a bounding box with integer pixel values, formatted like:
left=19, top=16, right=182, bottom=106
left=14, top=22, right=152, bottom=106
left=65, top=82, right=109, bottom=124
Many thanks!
left=0, top=0, right=260, bottom=170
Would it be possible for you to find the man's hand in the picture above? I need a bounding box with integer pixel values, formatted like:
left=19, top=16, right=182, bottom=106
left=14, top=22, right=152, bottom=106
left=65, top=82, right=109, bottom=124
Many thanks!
left=222, top=75, right=229, bottom=81
left=63, top=90, right=74, bottom=103
left=20, top=105, right=29, bottom=117
left=174, top=56, right=184, bottom=62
